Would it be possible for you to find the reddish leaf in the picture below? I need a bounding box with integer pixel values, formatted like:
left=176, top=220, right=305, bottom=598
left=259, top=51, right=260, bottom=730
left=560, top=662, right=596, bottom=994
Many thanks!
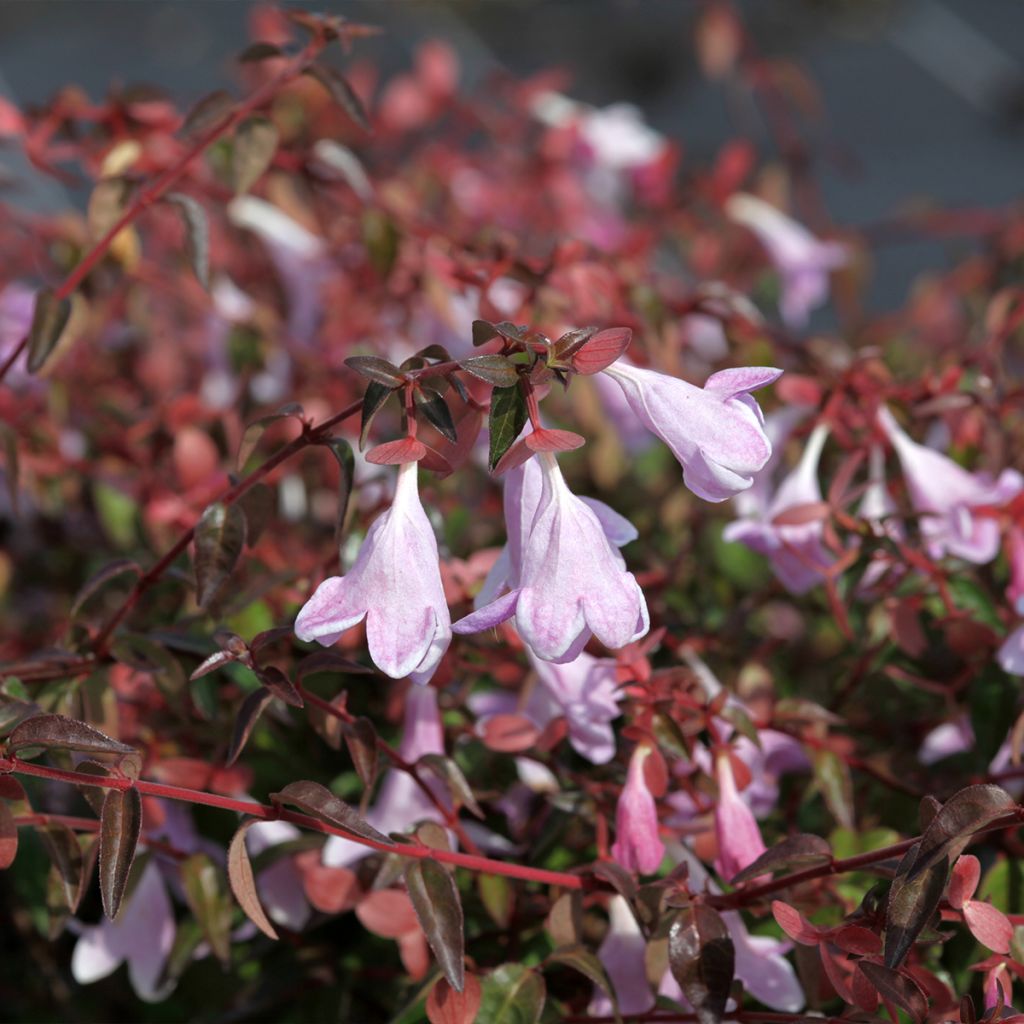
left=830, top=924, right=882, bottom=956
left=356, top=888, right=419, bottom=938
left=963, top=900, right=1013, bottom=953
left=427, top=975, right=483, bottom=1024
left=98, top=786, right=142, bottom=919
left=344, top=717, right=380, bottom=792
left=948, top=854, right=980, bottom=910
left=227, top=819, right=278, bottom=940
left=366, top=437, right=427, bottom=465
left=39, top=824, right=86, bottom=913
left=294, top=850, right=359, bottom=914
left=480, top=714, right=540, bottom=753
left=570, top=327, right=631, bottom=375
left=193, top=502, right=246, bottom=609
left=458, top=354, right=519, bottom=388
left=771, top=900, right=820, bottom=945
left=884, top=842, right=948, bottom=969
left=668, top=904, right=735, bottom=1024
left=345, top=356, right=405, bottom=387
left=256, top=665, right=304, bottom=708
left=0, top=802, right=17, bottom=869
left=70, top=559, right=141, bottom=618
left=270, top=780, right=393, bottom=846
left=405, top=858, right=466, bottom=992
left=524, top=428, right=585, bottom=453
left=226, top=688, right=274, bottom=767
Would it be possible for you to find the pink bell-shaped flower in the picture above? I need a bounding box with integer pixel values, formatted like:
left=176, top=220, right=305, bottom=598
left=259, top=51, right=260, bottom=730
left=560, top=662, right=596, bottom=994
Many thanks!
left=726, top=193, right=847, bottom=327
left=878, top=406, right=1022, bottom=564
left=454, top=452, right=648, bottom=663
left=601, top=362, right=781, bottom=502
left=714, top=750, right=767, bottom=882
left=295, top=461, right=451, bottom=683
left=611, top=744, right=665, bottom=874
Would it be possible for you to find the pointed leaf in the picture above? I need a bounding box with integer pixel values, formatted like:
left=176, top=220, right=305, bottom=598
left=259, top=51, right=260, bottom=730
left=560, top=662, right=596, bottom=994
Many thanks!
left=343, top=717, right=379, bottom=791
left=427, top=975, right=483, bottom=1024
left=545, top=945, right=621, bottom=1022
left=194, top=502, right=246, bottom=609
left=478, top=963, right=546, bottom=1024
left=360, top=380, right=394, bottom=449
left=254, top=664, right=303, bottom=707
left=6, top=713, right=135, bottom=758
left=227, top=819, right=278, bottom=939
left=552, top=327, right=598, bottom=362
left=39, top=824, right=86, bottom=912
left=459, top=354, right=520, bottom=388
left=181, top=853, right=233, bottom=964
left=238, top=41, right=284, bottom=63
left=99, top=786, right=142, bottom=919
left=668, top=904, right=735, bottom=1024
left=182, top=89, right=234, bottom=138
left=488, top=384, right=528, bottom=472
left=70, top=559, right=141, bottom=618
left=226, top=687, right=274, bottom=767
left=27, top=289, right=71, bottom=374
left=304, top=64, right=372, bottom=132
left=345, top=356, right=405, bottom=387
left=166, top=193, right=210, bottom=288
left=232, top=116, right=279, bottom=194
left=472, top=320, right=498, bottom=347
left=270, top=780, right=393, bottom=846
left=732, top=834, right=832, bottom=884
left=324, top=437, right=355, bottom=537
left=237, top=482, right=274, bottom=545
left=415, top=388, right=458, bottom=443
left=418, top=754, right=483, bottom=819
left=859, top=962, right=928, bottom=1023
left=237, top=403, right=305, bottom=469
left=884, top=842, right=948, bottom=969
left=593, top=861, right=638, bottom=902
left=295, top=649, right=372, bottom=680
left=570, top=327, right=631, bottom=375
left=963, top=900, right=1013, bottom=953
left=366, top=437, right=426, bottom=465
left=405, top=858, right=465, bottom=992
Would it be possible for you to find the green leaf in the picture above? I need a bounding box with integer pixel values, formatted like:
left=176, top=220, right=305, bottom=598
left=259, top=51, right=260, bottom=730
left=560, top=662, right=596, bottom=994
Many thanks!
left=325, top=436, right=356, bottom=538
left=488, top=385, right=527, bottom=472
left=362, top=209, right=399, bottom=277
left=98, top=786, right=142, bottom=919
left=181, top=853, right=233, bottom=964
left=27, top=289, right=71, bottom=373
left=232, top=116, right=279, bottom=194
left=478, top=964, right=546, bottom=1024
left=811, top=748, right=855, bottom=830
left=270, top=780, right=393, bottom=845
left=193, top=502, right=246, bottom=609
left=545, top=945, right=621, bottom=1023
left=458, top=354, right=519, bottom=388
left=166, top=193, right=210, bottom=289
left=304, top=64, right=371, bottom=132
left=227, top=819, right=278, bottom=939
left=226, top=687, right=274, bottom=767
left=360, top=380, right=394, bottom=449
left=93, top=481, right=138, bottom=549
left=478, top=873, right=513, bottom=930
left=668, top=905, right=735, bottom=1024
left=415, top=387, right=458, bottom=443
left=417, top=754, right=483, bottom=819
left=404, top=858, right=466, bottom=992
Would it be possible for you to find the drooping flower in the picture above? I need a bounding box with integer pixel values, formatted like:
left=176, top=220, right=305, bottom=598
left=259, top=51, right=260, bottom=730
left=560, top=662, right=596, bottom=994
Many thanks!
left=589, top=896, right=656, bottom=1016
left=70, top=860, right=176, bottom=1003
left=227, top=196, right=330, bottom=345
left=453, top=452, right=648, bottom=663
left=323, top=686, right=447, bottom=868
left=713, top=750, right=766, bottom=882
left=611, top=744, right=665, bottom=874
left=726, top=193, right=847, bottom=327
left=723, top=423, right=834, bottom=593
left=877, top=406, right=1023, bottom=564
left=295, top=461, right=451, bottom=683
left=600, top=363, right=781, bottom=502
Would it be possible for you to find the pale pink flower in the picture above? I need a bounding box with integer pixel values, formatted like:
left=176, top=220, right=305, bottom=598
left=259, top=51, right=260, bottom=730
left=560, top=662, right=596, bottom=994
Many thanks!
left=601, top=363, right=781, bottom=502
left=323, top=686, right=447, bottom=867
left=726, top=193, right=847, bottom=327
left=1007, top=527, right=1024, bottom=615
left=611, top=744, right=665, bottom=874
left=998, top=624, right=1024, bottom=676
left=453, top=452, right=648, bottom=662
left=878, top=406, right=1022, bottom=564
left=295, top=462, right=451, bottom=683
left=723, top=423, right=834, bottom=593
left=71, top=860, right=176, bottom=1002
left=714, top=751, right=766, bottom=882
left=245, top=819, right=312, bottom=931
left=0, top=281, right=36, bottom=386
left=589, top=896, right=655, bottom=1016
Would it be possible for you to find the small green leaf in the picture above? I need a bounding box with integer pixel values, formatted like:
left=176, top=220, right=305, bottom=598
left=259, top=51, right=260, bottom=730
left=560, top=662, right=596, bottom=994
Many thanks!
left=478, top=964, right=546, bottom=1024
left=26, top=289, right=71, bottom=374
left=360, top=381, right=394, bottom=449
left=193, top=502, right=246, bottom=609
left=181, top=853, right=233, bottom=964
left=415, top=387, right=457, bottom=443
left=488, top=385, right=527, bottom=472
left=545, top=945, right=621, bottom=1023
left=232, top=116, right=279, bottom=195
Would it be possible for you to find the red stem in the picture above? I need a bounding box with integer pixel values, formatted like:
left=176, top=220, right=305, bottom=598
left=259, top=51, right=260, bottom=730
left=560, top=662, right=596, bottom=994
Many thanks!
left=0, top=755, right=596, bottom=890
left=0, top=35, right=326, bottom=386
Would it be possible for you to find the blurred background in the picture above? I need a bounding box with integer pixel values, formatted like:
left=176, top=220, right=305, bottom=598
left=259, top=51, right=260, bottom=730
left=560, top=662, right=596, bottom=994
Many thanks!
left=2, top=0, right=1024, bottom=311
